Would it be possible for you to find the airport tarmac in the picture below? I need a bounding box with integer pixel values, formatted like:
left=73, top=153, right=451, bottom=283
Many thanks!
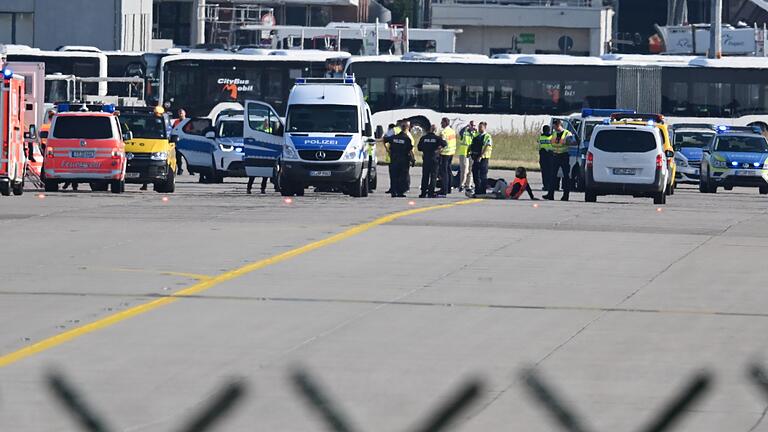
left=1, top=169, right=767, bottom=431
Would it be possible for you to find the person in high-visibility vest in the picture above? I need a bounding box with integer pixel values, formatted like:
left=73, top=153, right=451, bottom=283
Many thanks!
left=469, top=122, right=492, bottom=195
left=438, top=117, right=456, bottom=196
left=247, top=118, right=275, bottom=194
left=543, top=119, right=572, bottom=201
left=172, top=109, right=187, bottom=175
left=383, top=123, right=397, bottom=194
left=538, top=125, right=554, bottom=192
left=458, top=121, right=477, bottom=192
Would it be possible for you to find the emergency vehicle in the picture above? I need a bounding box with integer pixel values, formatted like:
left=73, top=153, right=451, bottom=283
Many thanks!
left=275, top=76, right=377, bottom=197
left=699, top=126, right=768, bottom=194
left=610, top=113, right=677, bottom=196
left=120, top=105, right=177, bottom=192
left=41, top=103, right=128, bottom=193
left=0, top=67, right=29, bottom=196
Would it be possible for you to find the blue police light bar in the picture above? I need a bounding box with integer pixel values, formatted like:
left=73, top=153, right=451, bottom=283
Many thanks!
left=344, top=76, right=355, bottom=84
left=57, top=103, right=70, bottom=113
left=102, top=104, right=116, bottom=113
left=715, top=125, right=763, bottom=134
left=581, top=108, right=635, bottom=118
left=295, top=78, right=306, bottom=84
left=1, top=68, right=13, bottom=79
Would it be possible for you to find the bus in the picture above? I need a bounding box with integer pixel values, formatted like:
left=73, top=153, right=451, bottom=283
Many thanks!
left=345, top=52, right=768, bottom=133
left=0, top=45, right=107, bottom=102
left=105, top=50, right=168, bottom=104
left=159, top=50, right=351, bottom=118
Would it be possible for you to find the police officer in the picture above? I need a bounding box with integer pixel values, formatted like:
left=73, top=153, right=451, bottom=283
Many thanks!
left=171, top=109, right=187, bottom=175
left=438, top=118, right=457, bottom=196
left=247, top=118, right=274, bottom=194
left=417, top=124, right=445, bottom=198
left=384, top=121, right=413, bottom=197
left=469, top=122, right=492, bottom=196
left=544, top=119, right=572, bottom=201
left=458, top=121, right=477, bottom=192
left=538, top=125, right=554, bottom=191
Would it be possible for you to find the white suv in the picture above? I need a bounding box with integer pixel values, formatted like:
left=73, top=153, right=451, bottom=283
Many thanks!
left=585, top=124, right=672, bottom=204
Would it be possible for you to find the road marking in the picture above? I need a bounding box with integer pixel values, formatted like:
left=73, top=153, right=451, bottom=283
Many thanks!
left=0, top=199, right=480, bottom=368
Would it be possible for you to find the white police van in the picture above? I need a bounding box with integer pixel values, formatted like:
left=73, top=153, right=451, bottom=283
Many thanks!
left=274, top=76, right=377, bottom=197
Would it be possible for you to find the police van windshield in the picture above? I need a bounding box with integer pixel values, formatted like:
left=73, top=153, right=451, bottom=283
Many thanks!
left=219, top=120, right=243, bottom=138
left=53, top=116, right=114, bottom=139
left=287, top=105, right=358, bottom=133
left=715, top=135, right=768, bottom=153
left=674, top=131, right=714, bottom=149
left=120, top=114, right=167, bottom=139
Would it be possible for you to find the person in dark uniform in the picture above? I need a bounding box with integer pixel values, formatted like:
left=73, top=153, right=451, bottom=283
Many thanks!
left=384, top=121, right=413, bottom=197
left=417, top=124, right=445, bottom=198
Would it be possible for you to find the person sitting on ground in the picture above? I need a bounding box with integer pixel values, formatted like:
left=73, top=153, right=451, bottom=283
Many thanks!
left=469, top=167, right=537, bottom=200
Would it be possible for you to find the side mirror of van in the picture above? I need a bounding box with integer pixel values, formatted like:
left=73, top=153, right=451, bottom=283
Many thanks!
left=364, top=123, right=372, bottom=137
left=123, top=131, right=133, bottom=141
left=374, top=125, right=384, bottom=139
left=665, top=150, right=674, bottom=158
left=39, top=130, right=49, bottom=139
left=205, top=131, right=216, bottom=139
left=169, top=135, right=179, bottom=143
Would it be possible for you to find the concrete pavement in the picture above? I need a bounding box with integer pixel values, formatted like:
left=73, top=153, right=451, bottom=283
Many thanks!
left=1, top=169, right=767, bottom=431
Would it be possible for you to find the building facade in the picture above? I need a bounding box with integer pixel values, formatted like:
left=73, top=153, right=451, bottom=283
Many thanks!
left=430, top=0, right=613, bottom=56
left=0, top=0, right=152, bottom=51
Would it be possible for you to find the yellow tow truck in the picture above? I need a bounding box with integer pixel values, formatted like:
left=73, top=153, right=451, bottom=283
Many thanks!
left=119, top=106, right=177, bottom=193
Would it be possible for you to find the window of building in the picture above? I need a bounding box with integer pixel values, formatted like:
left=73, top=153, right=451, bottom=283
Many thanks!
left=0, top=12, right=34, bottom=45
left=154, top=2, right=191, bottom=46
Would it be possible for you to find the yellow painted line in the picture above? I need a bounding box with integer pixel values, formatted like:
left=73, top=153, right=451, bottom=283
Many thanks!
left=0, top=199, right=481, bottom=368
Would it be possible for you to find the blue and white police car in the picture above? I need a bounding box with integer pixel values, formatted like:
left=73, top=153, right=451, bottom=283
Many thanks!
left=699, top=125, right=768, bottom=194
left=670, top=123, right=715, bottom=184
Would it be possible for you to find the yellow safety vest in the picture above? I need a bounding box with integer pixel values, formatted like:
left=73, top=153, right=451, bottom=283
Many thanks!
left=480, top=133, right=492, bottom=159
left=538, top=134, right=553, bottom=151
left=458, top=129, right=477, bottom=157
left=440, top=126, right=457, bottom=156
left=552, top=130, right=572, bottom=154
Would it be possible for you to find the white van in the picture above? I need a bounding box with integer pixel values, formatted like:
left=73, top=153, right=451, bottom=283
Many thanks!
left=276, top=76, right=377, bottom=197
left=585, top=124, right=673, bottom=204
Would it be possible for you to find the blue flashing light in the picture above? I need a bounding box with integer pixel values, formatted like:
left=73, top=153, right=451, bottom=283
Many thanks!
left=57, top=103, right=70, bottom=113
left=754, top=162, right=761, bottom=167
left=602, top=119, right=610, bottom=125
left=647, top=120, right=655, bottom=126
left=295, top=78, right=306, bottom=84
left=716, top=125, right=729, bottom=133
left=752, top=126, right=762, bottom=134
left=344, top=77, right=355, bottom=84
left=102, top=104, right=115, bottom=113
left=1, top=68, right=12, bottom=79
left=731, top=161, right=739, bottom=167
left=581, top=108, right=635, bottom=118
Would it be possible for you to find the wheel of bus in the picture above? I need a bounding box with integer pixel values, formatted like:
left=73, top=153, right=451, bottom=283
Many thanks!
left=653, top=190, right=667, bottom=205
left=111, top=179, right=125, bottom=194
left=584, top=190, right=597, bottom=203
left=44, top=179, right=58, bottom=192
left=90, top=182, right=108, bottom=192
left=12, top=177, right=24, bottom=196
left=154, top=169, right=176, bottom=193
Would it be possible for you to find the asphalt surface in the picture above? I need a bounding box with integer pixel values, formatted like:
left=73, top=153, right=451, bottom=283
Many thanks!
left=1, top=168, right=768, bottom=432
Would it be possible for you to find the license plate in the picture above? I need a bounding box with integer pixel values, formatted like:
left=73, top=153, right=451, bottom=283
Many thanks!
left=71, top=150, right=95, bottom=158
left=125, top=172, right=140, bottom=178
left=309, top=171, right=332, bottom=177
left=613, top=168, right=636, bottom=175
left=735, top=170, right=758, bottom=176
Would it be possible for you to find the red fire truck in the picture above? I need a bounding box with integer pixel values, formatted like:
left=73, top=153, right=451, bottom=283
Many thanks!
left=40, top=103, right=128, bottom=193
left=0, top=67, right=27, bottom=196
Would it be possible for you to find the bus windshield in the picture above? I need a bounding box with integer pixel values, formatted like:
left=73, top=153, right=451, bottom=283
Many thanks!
left=674, top=131, right=714, bottom=149
left=287, top=105, right=358, bottom=133
left=120, top=114, right=167, bottom=139
left=715, top=135, right=768, bottom=153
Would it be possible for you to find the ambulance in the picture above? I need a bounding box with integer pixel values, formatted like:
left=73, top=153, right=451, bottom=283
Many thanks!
left=40, top=103, right=128, bottom=193
left=0, top=67, right=29, bottom=196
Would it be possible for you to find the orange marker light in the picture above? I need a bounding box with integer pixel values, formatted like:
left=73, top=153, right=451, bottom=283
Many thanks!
left=284, top=198, right=293, bottom=204
left=162, top=196, right=169, bottom=202
left=533, top=203, right=539, bottom=208
left=408, top=200, right=416, bottom=206
left=656, top=207, right=663, bottom=212
left=37, top=193, right=45, bottom=199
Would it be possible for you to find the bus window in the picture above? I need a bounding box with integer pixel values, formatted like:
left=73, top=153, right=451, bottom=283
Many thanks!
left=466, top=80, right=484, bottom=109
left=487, top=79, right=514, bottom=112
left=444, top=79, right=463, bottom=110
left=444, top=79, right=485, bottom=110
left=393, top=77, right=440, bottom=109
left=733, top=83, right=767, bottom=116
left=691, top=82, right=732, bottom=117
left=360, top=77, right=387, bottom=112
left=519, top=80, right=561, bottom=114
left=663, top=81, right=689, bottom=115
